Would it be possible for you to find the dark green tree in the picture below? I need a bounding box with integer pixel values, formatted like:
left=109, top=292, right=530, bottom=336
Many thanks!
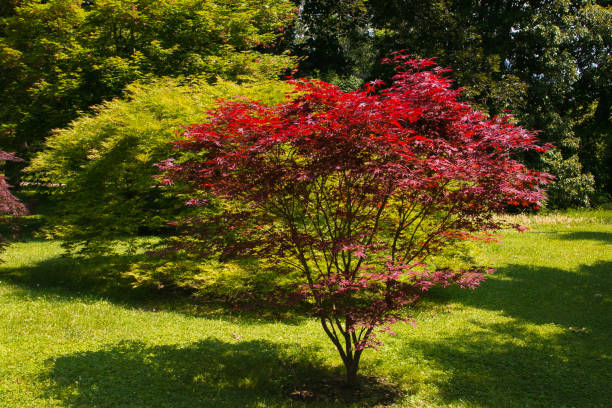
left=0, top=0, right=296, bottom=155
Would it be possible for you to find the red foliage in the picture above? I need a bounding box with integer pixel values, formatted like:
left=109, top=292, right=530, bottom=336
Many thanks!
left=160, top=54, right=552, bottom=383
left=0, top=151, right=26, bottom=216
left=1, top=150, right=27, bottom=258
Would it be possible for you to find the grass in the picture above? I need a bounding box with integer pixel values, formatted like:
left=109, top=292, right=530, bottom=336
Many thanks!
left=1, top=210, right=611, bottom=407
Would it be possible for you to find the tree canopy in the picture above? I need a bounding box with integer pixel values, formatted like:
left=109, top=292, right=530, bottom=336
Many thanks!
left=3, top=0, right=610, bottom=207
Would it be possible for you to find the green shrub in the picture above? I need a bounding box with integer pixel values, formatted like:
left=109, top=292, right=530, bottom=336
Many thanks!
left=27, top=77, right=293, bottom=254
left=125, top=254, right=301, bottom=304
left=541, top=149, right=595, bottom=209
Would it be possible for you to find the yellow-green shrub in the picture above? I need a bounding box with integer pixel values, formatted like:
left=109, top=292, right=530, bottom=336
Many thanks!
left=27, top=77, right=293, bottom=254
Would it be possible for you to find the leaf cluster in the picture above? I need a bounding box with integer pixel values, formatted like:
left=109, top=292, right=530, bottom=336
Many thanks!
left=289, top=0, right=612, bottom=205
left=0, top=149, right=26, bottom=257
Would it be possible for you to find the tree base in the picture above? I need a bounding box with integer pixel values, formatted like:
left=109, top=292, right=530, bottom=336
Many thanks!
left=287, top=374, right=402, bottom=404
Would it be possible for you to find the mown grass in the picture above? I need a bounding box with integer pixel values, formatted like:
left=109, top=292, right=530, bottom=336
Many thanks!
left=1, top=210, right=611, bottom=407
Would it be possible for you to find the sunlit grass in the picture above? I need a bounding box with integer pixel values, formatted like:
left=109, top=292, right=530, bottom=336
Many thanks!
left=1, top=211, right=611, bottom=407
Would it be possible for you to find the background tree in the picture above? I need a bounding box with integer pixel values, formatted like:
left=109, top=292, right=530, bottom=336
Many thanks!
left=0, top=0, right=296, bottom=160
left=287, top=0, right=611, bottom=207
left=289, top=0, right=372, bottom=80
left=162, top=56, right=552, bottom=384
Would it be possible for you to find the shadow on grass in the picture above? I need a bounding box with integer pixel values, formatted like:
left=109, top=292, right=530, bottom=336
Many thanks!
left=0, top=248, right=166, bottom=303
left=400, top=321, right=611, bottom=408
left=556, top=230, right=612, bottom=244
left=0, top=244, right=308, bottom=325
left=453, top=261, right=612, bottom=328
left=400, top=261, right=612, bottom=407
left=42, top=339, right=401, bottom=408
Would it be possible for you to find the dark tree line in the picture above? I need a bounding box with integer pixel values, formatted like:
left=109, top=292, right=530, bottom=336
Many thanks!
left=284, top=0, right=611, bottom=207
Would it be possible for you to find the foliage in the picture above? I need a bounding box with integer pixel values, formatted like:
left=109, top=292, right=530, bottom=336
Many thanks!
left=541, top=149, right=595, bottom=208
left=162, top=55, right=552, bottom=383
left=0, top=150, right=26, bottom=215
left=287, top=0, right=372, bottom=77
left=27, top=77, right=293, bottom=254
left=572, top=3, right=612, bottom=197
left=313, top=71, right=363, bottom=92
left=0, top=0, right=296, bottom=155
left=288, top=0, right=612, bottom=206
left=125, top=255, right=298, bottom=304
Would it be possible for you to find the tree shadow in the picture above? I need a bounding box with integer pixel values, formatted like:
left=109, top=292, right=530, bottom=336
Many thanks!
left=400, top=261, right=612, bottom=406
left=451, top=261, right=612, bottom=329
left=399, top=321, right=611, bottom=407
left=556, top=231, right=612, bottom=244
left=0, top=245, right=309, bottom=325
left=41, top=339, right=401, bottom=407
left=0, top=249, right=166, bottom=303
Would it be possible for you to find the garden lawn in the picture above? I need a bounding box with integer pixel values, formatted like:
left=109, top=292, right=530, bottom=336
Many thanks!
left=1, top=210, right=611, bottom=407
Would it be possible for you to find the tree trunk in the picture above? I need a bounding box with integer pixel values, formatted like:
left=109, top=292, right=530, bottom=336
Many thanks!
left=344, top=358, right=359, bottom=386
left=319, top=317, right=361, bottom=386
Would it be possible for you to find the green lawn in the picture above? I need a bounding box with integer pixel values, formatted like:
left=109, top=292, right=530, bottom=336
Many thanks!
left=1, top=211, right=611, bottom=407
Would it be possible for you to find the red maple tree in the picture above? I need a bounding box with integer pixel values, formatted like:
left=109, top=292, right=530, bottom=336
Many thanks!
left=160, top=54, right=552, bottom=384
left=1, top=150, right=27, bottom=256
left=0, top=150, right=26, bottom=217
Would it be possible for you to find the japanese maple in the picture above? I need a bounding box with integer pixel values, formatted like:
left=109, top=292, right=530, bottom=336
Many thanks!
left=160, top=54, right=552, bottom=384
left=0, top=150, right=26, bottom=216
left=1, top=150, right=27, bottom=257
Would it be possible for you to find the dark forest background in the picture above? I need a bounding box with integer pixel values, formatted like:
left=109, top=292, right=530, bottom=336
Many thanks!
left=2, top=0, right=611, bottom=209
